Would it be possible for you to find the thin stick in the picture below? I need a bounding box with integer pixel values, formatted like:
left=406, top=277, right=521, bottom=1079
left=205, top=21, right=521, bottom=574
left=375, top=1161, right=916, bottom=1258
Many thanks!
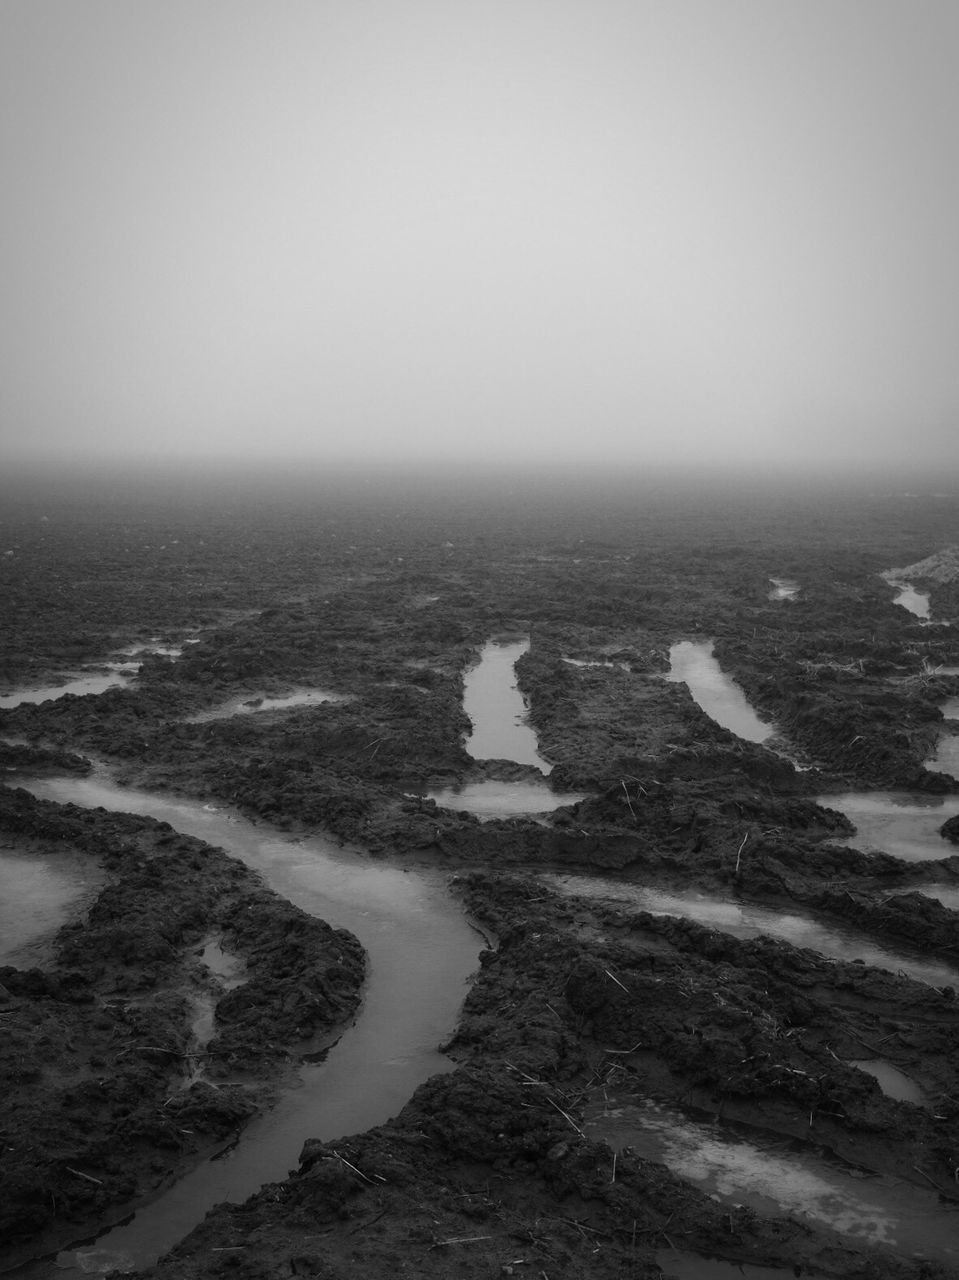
left=621, top=780, right=637, bottom=823
left=604, top=969, right=629, bottom=993
left=65, top=1167, right=103, bottom=1186
left=734, top=833, right=748, bottom=875
left=429, top=1235, right=494, bottom=1248
left=547, top=1097, right=585, bottom=1137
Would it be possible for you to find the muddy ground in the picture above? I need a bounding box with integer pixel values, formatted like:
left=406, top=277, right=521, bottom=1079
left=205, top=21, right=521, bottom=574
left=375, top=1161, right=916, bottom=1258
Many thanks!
left=3, top=472, right=959, bottom=1277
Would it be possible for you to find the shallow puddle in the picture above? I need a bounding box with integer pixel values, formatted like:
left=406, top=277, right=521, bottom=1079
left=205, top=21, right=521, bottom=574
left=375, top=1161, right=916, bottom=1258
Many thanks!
left=917, top=882, right=959, bottom=911
left=199, top=936, right=246, bottom=989
left=586, top=1095, right=959, bottom=1264
left=890, top=582, right=931, bottom=620
left=184, top=688, right=344, bottom=723
left=847, top=1059, right=925, bottom=1106
left=14, top=773, right=481, bottom=1275
left=822, top=791, right=959, bottom=861
left=561, top=656, right=631, bottom=671
left=425, top=778, right=586, bottom=820
left=666, top=641, right=773, bottom=745
left=542, top=874, right=959, bottom=988
left=0, top=672, right=129, bottom=708
left=0, top=849, right=104, bottom=965
left=462, top=639, right=550, bottom=770
left=0, top=640, right=191, bottom=709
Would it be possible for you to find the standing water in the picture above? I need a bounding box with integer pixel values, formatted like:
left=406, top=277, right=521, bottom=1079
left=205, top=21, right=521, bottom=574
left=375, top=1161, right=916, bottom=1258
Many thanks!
left=11, top=773, right=481, bottom=1275
left=424, top=638, right=587, bottom=818
left=821, top=791, right=959, bottom=861
left=666, top=641, right=773, bottom=744
left=586, top=1095, right=959, bottom=1265
left=889, top=582, right=931, bottom=620
left=462, top=639, right=549, bottom=769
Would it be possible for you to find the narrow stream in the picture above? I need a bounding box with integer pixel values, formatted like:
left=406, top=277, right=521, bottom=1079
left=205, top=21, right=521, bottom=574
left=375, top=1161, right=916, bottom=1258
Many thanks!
left=541, top=875, right=959, bottom=989
left=666, top=641, right=773, bottom=745
left=11, top=773, right=481, bottom=1276
left=462, top=639, right=549, bottom=769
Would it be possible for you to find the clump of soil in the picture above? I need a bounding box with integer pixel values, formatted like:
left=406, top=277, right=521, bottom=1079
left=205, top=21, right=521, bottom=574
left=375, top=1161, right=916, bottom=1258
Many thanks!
left=0, top=785, right=365, bottom=1264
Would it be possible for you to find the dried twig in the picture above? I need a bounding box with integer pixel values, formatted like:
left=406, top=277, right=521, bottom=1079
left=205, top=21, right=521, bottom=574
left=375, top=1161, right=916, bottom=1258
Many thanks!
left=547, top=1097, right=585, bottom=1137
left=332, top=1150, right=385, bottom=1184
left=734, top=832, right=748, bottom=875
left=429, top=1235, right=494, bottom=1249
left=65, top=1166, right=103, bottom=1186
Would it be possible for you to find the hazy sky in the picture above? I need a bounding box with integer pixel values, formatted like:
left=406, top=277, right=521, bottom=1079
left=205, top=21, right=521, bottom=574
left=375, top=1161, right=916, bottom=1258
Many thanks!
left=2, top=1, right=958, bottom=474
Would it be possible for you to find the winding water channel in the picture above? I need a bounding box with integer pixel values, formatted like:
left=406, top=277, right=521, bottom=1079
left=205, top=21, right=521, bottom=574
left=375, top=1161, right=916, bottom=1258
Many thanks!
left=12, top=774, right=481, bottom=1276
left=8, top=634, right=959, bottom=1271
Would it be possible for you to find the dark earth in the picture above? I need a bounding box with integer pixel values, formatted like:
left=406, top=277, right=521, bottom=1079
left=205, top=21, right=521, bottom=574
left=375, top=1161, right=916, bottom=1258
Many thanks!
left=2, top=467, right=959, bottom=1279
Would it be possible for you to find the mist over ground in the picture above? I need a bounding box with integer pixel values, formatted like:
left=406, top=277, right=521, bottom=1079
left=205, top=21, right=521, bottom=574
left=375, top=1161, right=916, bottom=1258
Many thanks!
left=2, top=1, right=958, bottom=478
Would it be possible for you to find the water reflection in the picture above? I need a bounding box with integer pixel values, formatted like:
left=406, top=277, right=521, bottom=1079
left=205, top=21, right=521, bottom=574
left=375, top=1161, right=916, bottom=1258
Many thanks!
left=463, top=640, right=549, bottom=771
left=666, top=641, right=772, bottom=745
left=586, top=1096, right=959, bottom=1263
left=823, top=791, right=959, bottom=862
left=0, top=849, right=103, bottom=965
left=425, top=779, right=585, bottom=820
left=890, top=582, right=931, bottom=620
left=184, top=688, right=344, bottom=723
left=14, top=773, right=480, bottom=1275
left=543, top=874, right=959, bottom=988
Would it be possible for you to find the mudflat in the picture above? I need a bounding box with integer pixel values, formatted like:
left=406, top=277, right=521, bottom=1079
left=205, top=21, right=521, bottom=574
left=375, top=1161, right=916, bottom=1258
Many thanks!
left=2, top=469, right=959, bottom=1279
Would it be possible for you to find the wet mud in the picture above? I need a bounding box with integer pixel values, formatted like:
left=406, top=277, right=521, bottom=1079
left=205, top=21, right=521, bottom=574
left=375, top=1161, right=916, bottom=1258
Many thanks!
left=3, top=476, right=959, bottom=1277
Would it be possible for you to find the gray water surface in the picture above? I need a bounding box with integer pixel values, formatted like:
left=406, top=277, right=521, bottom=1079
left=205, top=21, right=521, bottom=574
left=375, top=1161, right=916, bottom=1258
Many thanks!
left=463, top=639, right=549, bottom=770
left=586, top=1095, right=959, bottom=1264
left=890, top=582, right=931, bottom=620
left=823, top=791, right=959, bottom=862
left=666, top=641, right=773, bottom=745
left=12, top=774, right=481, bottom=1275
left=542, top=875, right=959, bottom=989
left=184, top=688, right=344, bottom=722
left=425, top=778, right=586, bottom=820
left=0, top=848, right=104, bottom=965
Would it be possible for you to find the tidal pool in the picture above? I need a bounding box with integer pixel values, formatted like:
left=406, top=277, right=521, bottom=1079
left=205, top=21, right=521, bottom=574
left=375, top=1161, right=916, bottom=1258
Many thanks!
left=13, top=773, right=481, bottom=1276
left=586, top=1096, right=959, bottom=1265
left=542, top=875, right=959, bottom=989
left=666, top=641, right=773, bottom=745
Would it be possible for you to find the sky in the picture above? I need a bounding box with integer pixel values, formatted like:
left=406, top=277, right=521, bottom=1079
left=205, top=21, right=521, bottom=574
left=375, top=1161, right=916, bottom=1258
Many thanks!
left=1, top=0, right=958, bottom=477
